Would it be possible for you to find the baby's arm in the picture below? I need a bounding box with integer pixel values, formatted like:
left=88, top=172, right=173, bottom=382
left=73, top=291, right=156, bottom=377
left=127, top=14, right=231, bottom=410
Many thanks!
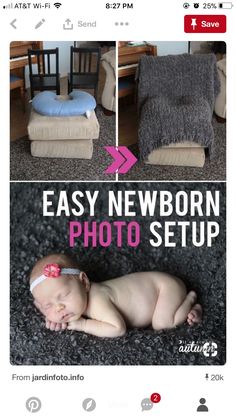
left=68, top=298, right=126, bottom=338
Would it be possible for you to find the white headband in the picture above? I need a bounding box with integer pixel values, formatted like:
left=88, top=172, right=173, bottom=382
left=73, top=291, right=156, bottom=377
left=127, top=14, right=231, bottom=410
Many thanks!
left=30, top=263, right=81, bottom=293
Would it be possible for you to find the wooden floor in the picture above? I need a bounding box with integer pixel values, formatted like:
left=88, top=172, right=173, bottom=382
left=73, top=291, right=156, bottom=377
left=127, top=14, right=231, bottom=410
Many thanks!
left=118, top=101, right=138, bottom=147
left=10, top=67, right=106, bottom=142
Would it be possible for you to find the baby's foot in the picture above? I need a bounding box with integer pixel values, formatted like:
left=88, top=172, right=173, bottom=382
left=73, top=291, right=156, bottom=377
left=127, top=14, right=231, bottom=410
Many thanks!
left=187, top=303, right=202, bottom=326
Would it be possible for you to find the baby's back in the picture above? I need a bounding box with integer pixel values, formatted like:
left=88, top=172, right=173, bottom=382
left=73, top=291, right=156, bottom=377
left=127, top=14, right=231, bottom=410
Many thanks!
left=101, top=272, right=166, bottom=328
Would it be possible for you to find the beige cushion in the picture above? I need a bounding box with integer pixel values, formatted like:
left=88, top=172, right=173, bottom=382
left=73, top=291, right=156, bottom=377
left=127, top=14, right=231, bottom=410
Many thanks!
left=101, top=50, right=116, bottom=112
left=101, top=60, right=116, bottom=112
left=146, top=146, right=205, bottom=167
left=31, top=139, right=93, bottom=159
left=101, top=49, right=116, bottom=73
left=28, top=109, right=100, bottom=141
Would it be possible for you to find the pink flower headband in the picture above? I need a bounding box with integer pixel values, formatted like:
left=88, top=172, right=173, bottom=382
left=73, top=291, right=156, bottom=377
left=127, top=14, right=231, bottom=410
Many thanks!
left=30, top=263, right=81, bottom=293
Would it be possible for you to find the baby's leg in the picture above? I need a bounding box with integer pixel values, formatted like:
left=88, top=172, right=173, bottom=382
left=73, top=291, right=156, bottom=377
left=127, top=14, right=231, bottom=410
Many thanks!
left=152, top=276, right=200, bottom=330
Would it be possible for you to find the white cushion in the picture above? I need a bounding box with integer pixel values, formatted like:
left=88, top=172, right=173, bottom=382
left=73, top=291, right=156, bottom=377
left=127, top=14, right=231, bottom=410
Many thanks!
left=28, top=109, right=99, bottom=141
left=31, top=139, right=93, bottom=159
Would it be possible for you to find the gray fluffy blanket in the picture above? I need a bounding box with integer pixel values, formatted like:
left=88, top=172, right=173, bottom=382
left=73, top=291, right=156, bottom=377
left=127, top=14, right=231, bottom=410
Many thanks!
left=137, top=54, right=220, bottom=160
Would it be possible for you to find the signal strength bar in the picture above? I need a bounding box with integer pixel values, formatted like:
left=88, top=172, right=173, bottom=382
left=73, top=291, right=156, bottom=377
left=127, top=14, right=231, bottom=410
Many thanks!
left=3, top=3, right=13, bottom=8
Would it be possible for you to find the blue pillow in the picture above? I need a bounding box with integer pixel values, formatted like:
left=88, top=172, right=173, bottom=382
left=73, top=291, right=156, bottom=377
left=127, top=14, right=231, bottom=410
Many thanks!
left=32, top=91, right=96, bottom=117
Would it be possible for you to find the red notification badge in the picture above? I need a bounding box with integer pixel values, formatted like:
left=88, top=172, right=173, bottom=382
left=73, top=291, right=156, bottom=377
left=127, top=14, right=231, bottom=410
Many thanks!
left=150, top=393, right=161, bottom=403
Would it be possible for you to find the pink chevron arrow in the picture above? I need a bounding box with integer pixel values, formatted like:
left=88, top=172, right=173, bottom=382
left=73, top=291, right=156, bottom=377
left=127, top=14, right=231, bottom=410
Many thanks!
left=104, top=146, right=125, bottom=174
left=117, top=146, right=137, bottom=174
left=105, top=146, right=137, bottom=174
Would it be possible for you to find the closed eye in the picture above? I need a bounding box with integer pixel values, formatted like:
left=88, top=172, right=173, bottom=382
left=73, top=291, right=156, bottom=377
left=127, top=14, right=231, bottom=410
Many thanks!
left=43, top=304, right=52, bottom=310
left=61, top=291, right=71, bottom=299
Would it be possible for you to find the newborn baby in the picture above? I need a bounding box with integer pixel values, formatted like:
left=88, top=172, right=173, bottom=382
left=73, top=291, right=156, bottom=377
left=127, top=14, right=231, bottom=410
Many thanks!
left=30, top=254, right=202, bottom=337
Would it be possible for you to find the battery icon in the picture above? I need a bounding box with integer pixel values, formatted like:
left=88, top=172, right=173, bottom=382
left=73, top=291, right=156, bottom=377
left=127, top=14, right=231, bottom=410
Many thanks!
left=219, top=2, right=233, bottom=8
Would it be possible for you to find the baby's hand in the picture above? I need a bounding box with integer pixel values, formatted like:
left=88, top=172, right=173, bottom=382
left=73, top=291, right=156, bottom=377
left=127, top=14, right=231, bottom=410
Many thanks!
left=45, top=319, right=68, bottom=332
left=67, top=318, right=86, bottom=332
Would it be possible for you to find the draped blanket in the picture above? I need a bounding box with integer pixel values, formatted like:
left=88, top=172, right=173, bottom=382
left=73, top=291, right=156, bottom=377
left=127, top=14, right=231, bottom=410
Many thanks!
left=137, top=54, right=220, bottom=160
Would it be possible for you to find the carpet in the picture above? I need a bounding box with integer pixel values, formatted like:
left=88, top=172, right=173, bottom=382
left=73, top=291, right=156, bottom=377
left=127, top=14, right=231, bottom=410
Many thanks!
left=10, top=106, right=116, bottom=181
left=120, top=117, right=226, bottom=181
left=10, top=182, right=226, bottom=365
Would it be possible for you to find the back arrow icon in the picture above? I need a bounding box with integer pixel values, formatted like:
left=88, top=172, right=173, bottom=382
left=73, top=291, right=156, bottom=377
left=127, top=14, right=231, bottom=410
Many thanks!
left=10, top=19, right=17, bottom=29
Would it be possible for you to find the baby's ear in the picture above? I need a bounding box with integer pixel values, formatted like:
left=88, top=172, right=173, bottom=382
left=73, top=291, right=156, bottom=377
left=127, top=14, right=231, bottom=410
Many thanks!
left=79, top=272, right=90, bottom=292
left=34, top=300, right=44, bottom=314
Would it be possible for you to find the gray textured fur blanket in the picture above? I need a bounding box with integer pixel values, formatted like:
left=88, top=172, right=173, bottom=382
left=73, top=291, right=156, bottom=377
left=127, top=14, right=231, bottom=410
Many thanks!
left=137, top=54, right=220, bottom=161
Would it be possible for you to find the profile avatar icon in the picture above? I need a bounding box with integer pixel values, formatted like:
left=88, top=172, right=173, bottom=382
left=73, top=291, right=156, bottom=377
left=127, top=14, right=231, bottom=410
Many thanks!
left=197, top=398, right=208, bottom=412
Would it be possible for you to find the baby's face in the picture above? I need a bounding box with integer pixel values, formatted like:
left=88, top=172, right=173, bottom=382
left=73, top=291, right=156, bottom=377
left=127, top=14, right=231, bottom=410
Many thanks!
left=33, top=275, right=87, bottom=323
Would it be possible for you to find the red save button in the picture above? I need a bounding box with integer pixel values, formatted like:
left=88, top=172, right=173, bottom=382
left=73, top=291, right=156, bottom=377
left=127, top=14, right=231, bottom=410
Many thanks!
left=184, top=15, right=226, bottom=33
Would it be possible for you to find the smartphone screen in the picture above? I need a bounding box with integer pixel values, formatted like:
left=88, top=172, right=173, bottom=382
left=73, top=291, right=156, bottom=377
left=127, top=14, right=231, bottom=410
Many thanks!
left=1, top=0, right=235, bottom=417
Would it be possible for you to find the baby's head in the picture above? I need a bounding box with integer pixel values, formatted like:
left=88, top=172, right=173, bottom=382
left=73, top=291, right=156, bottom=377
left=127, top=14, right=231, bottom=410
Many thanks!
left=30, top=253, right=90, bottom=323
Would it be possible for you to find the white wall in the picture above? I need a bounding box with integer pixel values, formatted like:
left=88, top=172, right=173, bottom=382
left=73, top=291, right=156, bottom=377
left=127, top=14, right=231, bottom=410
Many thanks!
left=43, top=41, right=74, bottom=77
left=25, top=41, right=74, bottom=88
left=151, top=41, right=189, bottom=56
